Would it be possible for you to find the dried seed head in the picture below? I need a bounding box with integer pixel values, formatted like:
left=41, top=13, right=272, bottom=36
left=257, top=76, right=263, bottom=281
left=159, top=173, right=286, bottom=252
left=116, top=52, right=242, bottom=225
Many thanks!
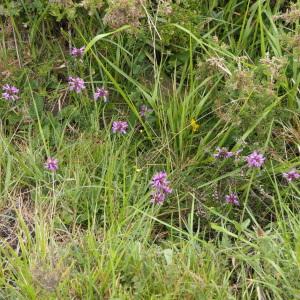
left=274, top=3, right=300, bottom=24
left=103, top=0, right=146, bottom=31
left=206, top=57, right=231, bottom=76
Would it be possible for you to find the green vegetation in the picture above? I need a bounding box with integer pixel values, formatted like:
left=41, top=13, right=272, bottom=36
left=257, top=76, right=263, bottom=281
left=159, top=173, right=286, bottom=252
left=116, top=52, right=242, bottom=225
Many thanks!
left=0, top=0, right=300, bottom=299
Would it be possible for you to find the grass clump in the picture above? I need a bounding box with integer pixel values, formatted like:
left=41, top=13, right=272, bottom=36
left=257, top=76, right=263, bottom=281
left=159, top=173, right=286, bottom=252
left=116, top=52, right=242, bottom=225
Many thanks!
left=0, top=0, right=300, bottom=299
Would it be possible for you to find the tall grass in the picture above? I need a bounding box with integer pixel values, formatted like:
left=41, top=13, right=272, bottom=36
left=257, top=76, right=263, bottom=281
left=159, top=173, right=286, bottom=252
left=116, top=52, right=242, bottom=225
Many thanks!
left=0, top=0, right=300, bottom=299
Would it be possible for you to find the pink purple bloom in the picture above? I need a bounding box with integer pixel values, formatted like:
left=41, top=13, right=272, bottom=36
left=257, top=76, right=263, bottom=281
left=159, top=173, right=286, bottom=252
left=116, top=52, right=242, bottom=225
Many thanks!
left=112, top=121, right=128, bottom=134
left=150, top=191, right=166, bottom=205
left=70, top=46, right=85, bottom=58
left=94, top=87, right=109, bottom=102
left=150, top=172, right=170, bottom=190
left=283, top=169, right=300, bottom=182
left=68, top=77, right=86, bottom=93
left=44, top=157, right=58, bottom=172
left=213, top=147, right=234, bottom=159
left=150, top=171, right=172, bottom=205
left=246, top=151, right=266, bottom=168
left=2, top=84, right=19, bottom=101
left=225, top=193, right=239, bottom=206
left=140, top=105, right=153, bottom=117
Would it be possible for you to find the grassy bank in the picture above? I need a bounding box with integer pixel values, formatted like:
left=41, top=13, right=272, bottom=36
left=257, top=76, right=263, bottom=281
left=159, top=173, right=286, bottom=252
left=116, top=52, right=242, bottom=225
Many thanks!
left=0, top=0, right=300, bottom=299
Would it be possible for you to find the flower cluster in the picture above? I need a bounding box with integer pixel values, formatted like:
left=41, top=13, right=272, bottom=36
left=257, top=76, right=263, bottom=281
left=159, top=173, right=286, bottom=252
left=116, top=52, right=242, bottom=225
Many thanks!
left=44, top=157, right=58, bottom=172
left=213, top=147, right=244, bottom=159
left=70, top=46, right=85, bottom=58
left=150, top=171, right=172, bottom=205
left=246, top=151, right=265, bottom=168
left=68, top=77, right=86, bottom=93
left=140, top=105, right=153, bottom=117
left=191, top=118, right=200, bottom=133
left=68, top=46, right=111, bottom=103
left=213, top=147, right=234, bottom=159
left=40, top=43, right=299, bottom=212
left=283, top=169, right=300, bottom=182
left=220, top=149, right=265, bottom=206
left=225, top=193, right=239, bottom=206
left=2, top=84, right=19, bottom=101
left=112, top=121, right=128, bottom=134
left=94, top=87, right=109, bottom=102
left=214, top=148, right=266, bottom=169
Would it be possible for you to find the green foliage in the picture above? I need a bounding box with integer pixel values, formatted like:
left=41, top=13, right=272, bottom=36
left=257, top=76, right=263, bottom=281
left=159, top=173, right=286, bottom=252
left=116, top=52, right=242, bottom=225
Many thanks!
left=1, top=0, right=300, bottom=298
left=0, top=1, right=22, bottom=16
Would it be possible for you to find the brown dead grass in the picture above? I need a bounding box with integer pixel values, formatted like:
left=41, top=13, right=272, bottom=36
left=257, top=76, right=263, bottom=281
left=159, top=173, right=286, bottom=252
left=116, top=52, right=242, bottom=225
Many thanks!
left=0, top=188, right=34, bottom=251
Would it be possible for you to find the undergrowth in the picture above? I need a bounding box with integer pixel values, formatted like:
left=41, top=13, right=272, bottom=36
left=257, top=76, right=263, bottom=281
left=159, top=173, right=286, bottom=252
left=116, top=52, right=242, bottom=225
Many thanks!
left=0, top=0, right=300, bottom=299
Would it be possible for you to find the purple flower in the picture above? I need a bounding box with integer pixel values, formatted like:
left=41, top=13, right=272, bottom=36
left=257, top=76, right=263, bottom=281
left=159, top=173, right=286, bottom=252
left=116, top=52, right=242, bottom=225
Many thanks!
left=68, top=77, right=86, bottom=93
left=149, top=171, right=172, bottom=205
left=162, top=185, right=172, bottom=194
left=246, top=151, right=266, bottom=168
left=140, top=105, right=153, bottom=117
left=2, top=84, right=19, bottom=101
left=44, top=157, right=58, bottom=172
left=150, top=191, right=166, bottom=205
left=112, top=121, right=128, bottom=134
left=283, top=169, right=300, bottom=182
left=225, top=193, right=239, bottom=206
left=70, top=46, right=85, bottom=58
left=150, top=172, right=170, bottom=189
left=94, top=87, right=109, bottom=102
left=213, top=147, right=234, bottom=159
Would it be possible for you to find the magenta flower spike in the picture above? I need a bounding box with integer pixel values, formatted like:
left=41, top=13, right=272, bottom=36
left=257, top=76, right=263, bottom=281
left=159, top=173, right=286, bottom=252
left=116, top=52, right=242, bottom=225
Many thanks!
left=150, top=191, right=166, bottom=205
left=246, top=151, right=266, bottom=168
left=150, top=171, right=172, bottom=205
left=2, top=84, right=20, bottom=101
left=213, top=147, right=234, bottom=159
left=70, top=46, right=85, bottom=58
left=150, top=172, right=170, bottom=189
left=44, top=157, right=58, bottom=172
left=68, top=77, right=86, bottom=93
left=283, top=169, right=300, bottom=182
left=112, top=121, right=128, bottom=134
left=94, top=87, right=109, bottom=102
left=225, top=193, right=239, bottom=206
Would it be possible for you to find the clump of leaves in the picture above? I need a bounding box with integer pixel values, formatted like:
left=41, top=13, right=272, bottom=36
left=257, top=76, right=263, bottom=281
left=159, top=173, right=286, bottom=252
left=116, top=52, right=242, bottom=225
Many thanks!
left=157, top=4, right=203, bottom=48
left=80, top=0, right=105, bottom=16
left=0, top=1, right=22, bottom=16
left=103, top=0, right=147, bottom=31
left=208, top=54, right=291, bottom=142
